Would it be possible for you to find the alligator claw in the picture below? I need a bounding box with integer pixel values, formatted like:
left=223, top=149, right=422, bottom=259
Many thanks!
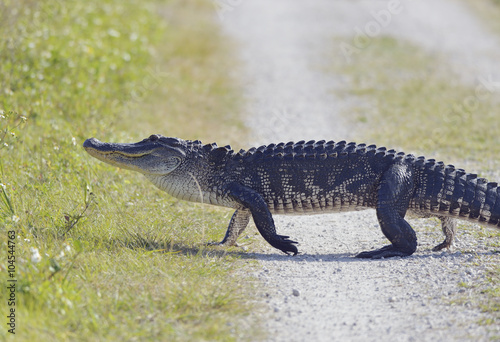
left=432, top=241, right=451, bottom=252
left=206, top=241, right=221, bottom=246
left=275, top=235, right=299, bottom=256
left=206, top=241, right=240, bottom=248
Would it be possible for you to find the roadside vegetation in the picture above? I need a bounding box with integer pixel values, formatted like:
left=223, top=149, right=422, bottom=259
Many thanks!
left=465, top=0, right=500, bottom=35
left=331, top=29, right=499, bottom=325
left=0, top=0, right=256, bottom=341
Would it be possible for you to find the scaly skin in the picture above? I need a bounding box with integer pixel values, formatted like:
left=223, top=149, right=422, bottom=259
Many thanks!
left=83, top=135, right=500, bottom=258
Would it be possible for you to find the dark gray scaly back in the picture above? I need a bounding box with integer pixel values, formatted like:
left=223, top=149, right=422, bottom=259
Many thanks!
left=190, top=139, right=500, bottom=228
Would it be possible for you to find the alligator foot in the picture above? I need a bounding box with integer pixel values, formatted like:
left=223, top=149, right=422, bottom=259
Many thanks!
left=272, top=235, right=299, bottom=256
left=355, top=244, right=414, bottom=259
left=206, top=241, right=239, bottom=247
left=432, top=241, right=451, bottom=252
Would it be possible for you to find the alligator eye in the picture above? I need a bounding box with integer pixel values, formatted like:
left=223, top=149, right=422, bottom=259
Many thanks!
left=149, top=134, right=160, bottom=141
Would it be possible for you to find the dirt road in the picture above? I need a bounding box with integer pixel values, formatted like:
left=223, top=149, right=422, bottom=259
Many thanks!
left=219, top=1, right=500, bottom=341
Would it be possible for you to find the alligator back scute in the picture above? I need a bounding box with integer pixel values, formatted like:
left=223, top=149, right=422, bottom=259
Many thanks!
left=355, top=144, right=366, bottom=155
left=459, top=174, right=477, bottom=218
left=490, top=186, right=500, bottom=226
left=439, top=165, right=456, bottom=213
left=256, top=145, right=266, bottom=153
left=211, top=146, right=233, bottom=162
left=202, top=142, right=216, bottom=153
left=314, top=140, right=326, bottom=148
left=481, top=182, right=497, bottom=223
left=432, top=162, right=446, bottom=212
left=469, top=177, right=487, bottom=220
left=404, top=154, right=416, bottom=164
left=426, top=160, right=441, bottom=212
left=475, top=179, right=499, bottom=225
left=449, top=168, right=467, bottom=215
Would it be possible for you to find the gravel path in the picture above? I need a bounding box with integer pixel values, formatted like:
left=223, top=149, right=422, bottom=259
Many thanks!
left=220, top=1, right=500, bottom=341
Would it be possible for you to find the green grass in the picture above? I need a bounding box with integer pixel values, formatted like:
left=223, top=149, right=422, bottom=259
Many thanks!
left=331, top=35, right=500, bottom=322
left=0, top=0, right=257, bottom=341
left=464, top=0, right=500, bottom=34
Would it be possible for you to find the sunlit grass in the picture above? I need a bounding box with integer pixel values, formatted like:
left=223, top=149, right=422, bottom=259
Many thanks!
left=0, top=0, right=255, bottom=341
left=463, top=0, right=500, bottom=35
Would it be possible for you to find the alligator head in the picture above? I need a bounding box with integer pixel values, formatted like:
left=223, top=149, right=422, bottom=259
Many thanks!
left=83, top=134, right=187, bottom=175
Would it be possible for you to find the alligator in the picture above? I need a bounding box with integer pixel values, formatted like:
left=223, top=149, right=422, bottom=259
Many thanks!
left=83, top=135, right=500, bottom=258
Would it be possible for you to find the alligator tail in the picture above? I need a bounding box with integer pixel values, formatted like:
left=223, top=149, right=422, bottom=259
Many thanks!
left=412, top=158, right=500, bottom=228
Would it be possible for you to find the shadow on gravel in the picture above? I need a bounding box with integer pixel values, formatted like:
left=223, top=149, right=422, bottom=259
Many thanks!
left=238, top=250, right=498, bottom=262
left=115, top=235, right=498, bottom=261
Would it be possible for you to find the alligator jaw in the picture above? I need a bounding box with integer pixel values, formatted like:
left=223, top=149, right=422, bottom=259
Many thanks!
left=83, top=137, right=182, bottom=175
left=84, top=137, right=151, bottom=157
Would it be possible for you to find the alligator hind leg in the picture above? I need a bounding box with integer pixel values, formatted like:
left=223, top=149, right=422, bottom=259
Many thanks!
left=432, top=216, right=456, bottom=251
left=356, top=216, right=417, bottom=258
left=356, top=162, right=417, bottom=259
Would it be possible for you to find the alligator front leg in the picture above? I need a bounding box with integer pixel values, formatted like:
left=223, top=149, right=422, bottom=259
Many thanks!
left=357, top=162, right=418, bottom=259
left=226, top=183, right=298, bottom=255
left=215, top=209, right=251, bottom=247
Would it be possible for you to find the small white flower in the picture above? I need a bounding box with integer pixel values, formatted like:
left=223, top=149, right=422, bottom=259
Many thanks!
left=0, top=183, right=6, bottom=190
left=107, top=28, right=120, bottom=38
left=30, top=247, right=42, bottom=263
left=62, top=297, right=73, bottom=308
left=71, top=137, right=76, bottom=146
left=11, top=215, right=20, bottom=223
left=41, top=51, right=52, bottom=59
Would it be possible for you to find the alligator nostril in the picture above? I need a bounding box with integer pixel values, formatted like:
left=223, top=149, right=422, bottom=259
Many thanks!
left=149, top=134, right=160, bottom=141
